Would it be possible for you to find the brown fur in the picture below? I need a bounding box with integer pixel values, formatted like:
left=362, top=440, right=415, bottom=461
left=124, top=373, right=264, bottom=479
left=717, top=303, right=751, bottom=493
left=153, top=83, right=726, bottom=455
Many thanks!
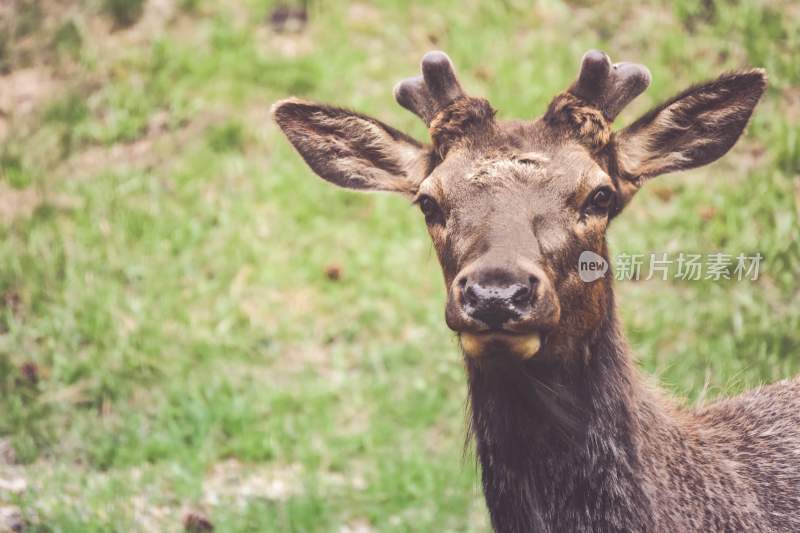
left=544, top=92, right=612, bottom=149
left=429, top=96, right=496, bottom=159
left=271, top=51, right=793, bottom=532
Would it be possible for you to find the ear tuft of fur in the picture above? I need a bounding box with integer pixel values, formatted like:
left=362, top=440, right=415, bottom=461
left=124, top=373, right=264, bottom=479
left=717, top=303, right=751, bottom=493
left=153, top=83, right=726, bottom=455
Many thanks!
left=271, top=98, right=302, bottom=116
left=271, top=98, right=317, bottom=128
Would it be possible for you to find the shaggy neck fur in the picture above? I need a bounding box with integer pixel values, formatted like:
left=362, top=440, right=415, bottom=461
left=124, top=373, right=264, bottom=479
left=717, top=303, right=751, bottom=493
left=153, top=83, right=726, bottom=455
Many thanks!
left=465, top=294, right=778, bottom=533
left=466, top=302, right=653, bottom=532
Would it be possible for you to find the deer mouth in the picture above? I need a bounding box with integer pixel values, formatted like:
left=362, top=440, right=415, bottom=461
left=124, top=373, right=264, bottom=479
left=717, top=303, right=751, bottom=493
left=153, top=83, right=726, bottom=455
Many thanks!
left=460, top=331, right=542, bottom=360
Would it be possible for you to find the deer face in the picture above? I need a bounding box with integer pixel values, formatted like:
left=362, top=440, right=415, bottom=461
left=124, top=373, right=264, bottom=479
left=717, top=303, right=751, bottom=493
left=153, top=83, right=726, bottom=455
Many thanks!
left=273, top=51, right=765, bottom=361
left=414, top=129, right=617, bottom=361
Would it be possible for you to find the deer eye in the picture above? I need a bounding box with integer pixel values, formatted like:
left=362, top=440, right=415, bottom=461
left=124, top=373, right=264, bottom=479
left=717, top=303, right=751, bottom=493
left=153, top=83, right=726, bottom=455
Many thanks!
left=417, top=195, right=443, bottom=224
left=586, top=186, right=614, bottom=214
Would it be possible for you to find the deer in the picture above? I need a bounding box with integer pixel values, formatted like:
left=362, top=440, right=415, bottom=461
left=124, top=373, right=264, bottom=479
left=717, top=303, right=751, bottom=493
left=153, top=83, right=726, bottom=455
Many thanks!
left=272, top=49, right=800, bottom=532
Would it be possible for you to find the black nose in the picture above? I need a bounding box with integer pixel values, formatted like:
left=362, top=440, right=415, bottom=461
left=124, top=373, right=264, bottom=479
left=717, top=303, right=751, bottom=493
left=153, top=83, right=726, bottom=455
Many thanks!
left=461, top=273, right=537, bottom=329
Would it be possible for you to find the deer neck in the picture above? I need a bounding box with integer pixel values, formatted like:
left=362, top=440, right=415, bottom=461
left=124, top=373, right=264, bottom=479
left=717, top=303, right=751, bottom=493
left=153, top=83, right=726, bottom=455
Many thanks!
left=465, top=302, right=666, bottom=532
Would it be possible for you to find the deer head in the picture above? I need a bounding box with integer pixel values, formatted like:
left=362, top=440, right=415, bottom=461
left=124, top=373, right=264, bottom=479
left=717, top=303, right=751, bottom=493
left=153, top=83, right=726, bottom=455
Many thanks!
left=272, top=50, right=765, bottom=362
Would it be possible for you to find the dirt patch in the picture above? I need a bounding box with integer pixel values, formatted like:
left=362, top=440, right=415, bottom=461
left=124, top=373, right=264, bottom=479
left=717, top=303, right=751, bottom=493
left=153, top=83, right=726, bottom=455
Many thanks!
left=131, top=494, right=172, bottom=533
left=60, top=111, right=216, bottom=179
left=347, top=3, right=383, bottom=26
left=0, top=505, right=25, bottom=532
left=0, top=184, right=40, bottom=226
left=0, top=68, right=54, bottom=114
left=0, top=440, right=15, bottom=466
left=0, top=463, right=29, bottom=530
left=0, top=67, right=55, bottom=141
left=202, top=460, right=303, bottom=508
left=0, top=184, right=84, bottom=226
left=64, top=137, right=157, bottom=175
left=339, top=519, right=374, bottom=533
left=0, top=441, right=29, bottom=497
left=0, top=474, right=26, bottom=496
left=781, top=87, right=800, bottom=124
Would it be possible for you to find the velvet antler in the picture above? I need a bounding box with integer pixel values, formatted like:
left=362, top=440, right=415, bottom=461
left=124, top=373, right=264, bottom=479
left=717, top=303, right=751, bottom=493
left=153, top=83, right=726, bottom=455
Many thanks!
left=394, top=52, right=495, bottom=157
left=545, top=50, right=651, bottom=148
left=568, top=50, right=651, bottom=121
left=393, top=51, right=467, bottom=126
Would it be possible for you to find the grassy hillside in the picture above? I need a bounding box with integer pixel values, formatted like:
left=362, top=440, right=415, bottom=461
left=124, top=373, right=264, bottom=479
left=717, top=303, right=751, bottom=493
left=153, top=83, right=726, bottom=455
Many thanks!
left=0, top=0, right=798, bottom=531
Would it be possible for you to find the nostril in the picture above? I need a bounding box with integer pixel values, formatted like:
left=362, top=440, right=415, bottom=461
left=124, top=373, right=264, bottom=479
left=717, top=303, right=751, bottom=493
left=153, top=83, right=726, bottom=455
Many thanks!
left=463, top=284, right=479, bottom=307
left=511, top=284, right=532, bottom=306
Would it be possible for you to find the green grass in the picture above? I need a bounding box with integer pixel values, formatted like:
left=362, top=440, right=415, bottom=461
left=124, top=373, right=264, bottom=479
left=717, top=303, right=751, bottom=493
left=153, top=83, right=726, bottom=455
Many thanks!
left=0, top=0, right=798, bottom=531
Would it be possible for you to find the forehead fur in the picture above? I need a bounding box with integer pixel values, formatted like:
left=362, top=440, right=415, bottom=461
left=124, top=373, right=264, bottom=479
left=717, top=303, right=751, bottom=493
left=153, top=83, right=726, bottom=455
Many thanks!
left=418, top=97, right=614, bottom=202
left=424, top=139, right=604, bottom=204
left=465, top=153, right=550, bottom=184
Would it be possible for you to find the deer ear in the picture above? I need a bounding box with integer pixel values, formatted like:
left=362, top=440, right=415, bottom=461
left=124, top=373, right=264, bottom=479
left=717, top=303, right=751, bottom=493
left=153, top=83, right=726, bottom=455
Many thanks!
left=612, top=70, right=766, bottom=199
left=272, top=98, right=428, bottom=197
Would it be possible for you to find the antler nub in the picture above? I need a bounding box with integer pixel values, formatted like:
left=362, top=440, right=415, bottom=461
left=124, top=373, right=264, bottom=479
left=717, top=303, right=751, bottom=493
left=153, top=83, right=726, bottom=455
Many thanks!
left=421, top=51, right=465, bottom=107
left=394, top=51, right=466, bottom=126
left=569, top=50, right=651, bottom=121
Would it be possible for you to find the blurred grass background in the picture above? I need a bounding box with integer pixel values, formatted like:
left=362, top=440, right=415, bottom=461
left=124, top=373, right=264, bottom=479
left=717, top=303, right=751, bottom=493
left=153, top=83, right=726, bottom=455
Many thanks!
left=0, top=0, right=798, bottom=531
